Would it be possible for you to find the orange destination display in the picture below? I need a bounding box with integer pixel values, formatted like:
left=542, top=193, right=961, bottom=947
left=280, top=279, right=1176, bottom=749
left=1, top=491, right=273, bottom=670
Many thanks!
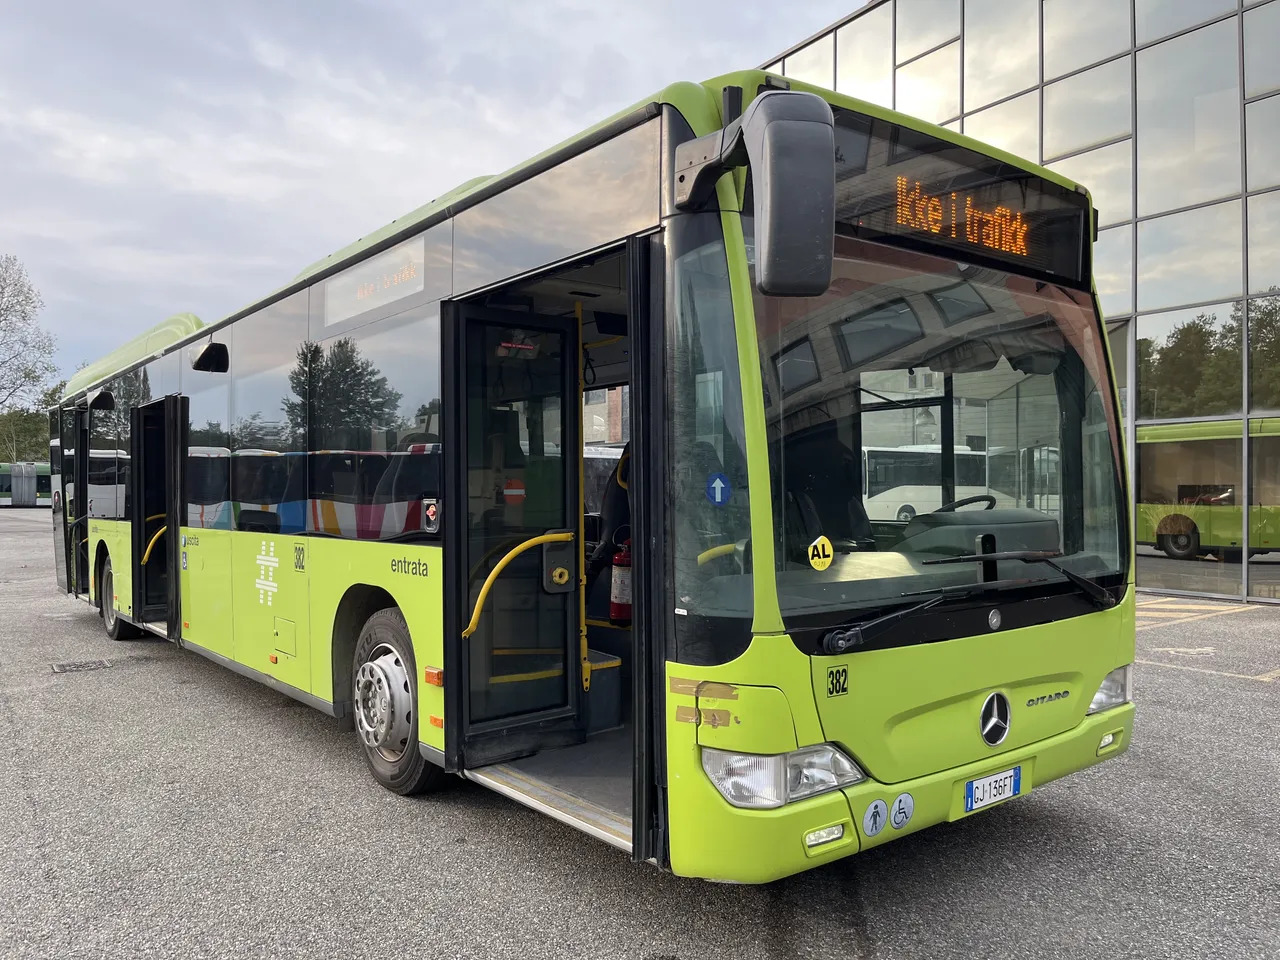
left=831, top=107, right=1090, bottom=286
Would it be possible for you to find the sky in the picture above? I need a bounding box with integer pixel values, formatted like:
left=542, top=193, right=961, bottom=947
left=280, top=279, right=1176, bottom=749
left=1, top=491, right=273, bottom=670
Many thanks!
left=0, top=0, right=858, bottom=383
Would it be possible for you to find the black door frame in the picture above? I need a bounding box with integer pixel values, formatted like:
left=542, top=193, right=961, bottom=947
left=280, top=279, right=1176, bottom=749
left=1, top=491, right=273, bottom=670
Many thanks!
left=70, top=406, right=90, bottom=598
left=443, top=302, right=585, bottom=769
left=626, top=232, right=665, bottom=866
left=129, top=395, right=187, bottom=637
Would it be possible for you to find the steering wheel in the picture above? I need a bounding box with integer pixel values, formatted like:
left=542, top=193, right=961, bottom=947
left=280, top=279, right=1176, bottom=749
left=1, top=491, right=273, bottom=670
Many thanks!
left=935, top=494, right=997, bottom=512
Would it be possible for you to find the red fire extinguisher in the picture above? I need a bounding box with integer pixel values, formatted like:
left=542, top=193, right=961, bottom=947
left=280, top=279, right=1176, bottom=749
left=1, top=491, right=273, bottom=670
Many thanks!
left=610, top=538, right=632, bottom=627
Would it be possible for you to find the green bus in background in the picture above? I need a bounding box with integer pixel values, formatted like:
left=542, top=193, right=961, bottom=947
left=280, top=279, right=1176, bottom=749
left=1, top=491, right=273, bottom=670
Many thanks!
left=49, top=69, right=1133, bottom=883
left=1137, top=420, right=1280, bottom=561
left=0, top=462, right=51, bottom=507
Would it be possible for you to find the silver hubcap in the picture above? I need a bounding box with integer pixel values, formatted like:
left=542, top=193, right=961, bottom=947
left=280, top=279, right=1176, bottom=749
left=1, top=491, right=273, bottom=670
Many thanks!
left=1172, top=535, right=1190, bottom=550
left=103, top=570, right=115, bottom=630
left=354, top=643, right=413, bottom=761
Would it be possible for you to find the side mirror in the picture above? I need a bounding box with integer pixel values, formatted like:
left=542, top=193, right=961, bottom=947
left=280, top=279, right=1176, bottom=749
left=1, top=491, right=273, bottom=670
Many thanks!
left=191, top=340, right=229, bottom=373
left=674, top=89, right=835, bottom=297
left=86, top=388, right=115, bottom=411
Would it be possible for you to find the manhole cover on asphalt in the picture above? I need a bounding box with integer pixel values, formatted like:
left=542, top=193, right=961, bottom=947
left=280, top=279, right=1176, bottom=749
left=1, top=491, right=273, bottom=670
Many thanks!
left=50, top=659, right=113, bottom=674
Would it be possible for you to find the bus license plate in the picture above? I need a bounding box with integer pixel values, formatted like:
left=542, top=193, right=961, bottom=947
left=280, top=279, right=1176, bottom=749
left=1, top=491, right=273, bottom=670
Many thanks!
left=965, top=765, right=1022, bottom=813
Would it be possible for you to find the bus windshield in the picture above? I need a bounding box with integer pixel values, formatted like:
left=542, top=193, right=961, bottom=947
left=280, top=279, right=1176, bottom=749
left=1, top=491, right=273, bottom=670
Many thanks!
left=756, top=233, right=1125, bottom=624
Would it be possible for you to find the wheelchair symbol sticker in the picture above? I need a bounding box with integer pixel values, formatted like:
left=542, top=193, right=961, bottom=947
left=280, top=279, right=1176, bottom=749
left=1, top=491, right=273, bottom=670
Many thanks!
left=890, top=792, right=914, bottom=830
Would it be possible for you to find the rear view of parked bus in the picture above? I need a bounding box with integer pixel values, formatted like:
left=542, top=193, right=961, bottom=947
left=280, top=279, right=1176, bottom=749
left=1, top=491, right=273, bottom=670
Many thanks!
left=49, top=70, right=1132, bottom=883
left=0, top=462, right=51, bottom=507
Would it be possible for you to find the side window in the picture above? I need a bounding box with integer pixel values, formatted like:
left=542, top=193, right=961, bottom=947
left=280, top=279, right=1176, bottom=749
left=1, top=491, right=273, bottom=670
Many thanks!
left=307, top=304, right=443, bottom=539
left=186, top=339, right=232, bottom=529
left=230, top=291, right=309, bottom=534
left=667, top=214, right=753, bottom=665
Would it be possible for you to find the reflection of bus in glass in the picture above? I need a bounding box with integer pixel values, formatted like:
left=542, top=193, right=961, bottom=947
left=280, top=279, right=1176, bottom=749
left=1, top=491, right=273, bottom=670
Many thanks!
left=0, top=462, right=52, bottom=507
left=52, top=71, right=1132, bottom=884
left=862, top=445, right=989, bottom=522
left=187, top=446, right=232, bottom=529
left=309, top=446, right=442, bottom=539
left=229, top=450, right=308, bottom=534
left=987, top=444, right=1061, bottom=514
left=1135, top=421, right=1280, bottom=561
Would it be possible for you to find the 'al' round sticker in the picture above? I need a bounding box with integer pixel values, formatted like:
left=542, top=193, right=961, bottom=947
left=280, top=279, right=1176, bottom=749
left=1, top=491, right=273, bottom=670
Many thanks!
left=808, top=535, right=834, bottom=571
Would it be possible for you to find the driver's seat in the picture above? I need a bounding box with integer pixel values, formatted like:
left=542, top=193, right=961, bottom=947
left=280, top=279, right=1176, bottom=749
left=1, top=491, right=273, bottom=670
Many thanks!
left=777, top=435, right=874, bottom=549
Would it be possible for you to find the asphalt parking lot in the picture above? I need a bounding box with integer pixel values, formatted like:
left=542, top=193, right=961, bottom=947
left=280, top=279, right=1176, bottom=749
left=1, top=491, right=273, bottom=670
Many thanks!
left=2, top=510, right=1277, bottom=960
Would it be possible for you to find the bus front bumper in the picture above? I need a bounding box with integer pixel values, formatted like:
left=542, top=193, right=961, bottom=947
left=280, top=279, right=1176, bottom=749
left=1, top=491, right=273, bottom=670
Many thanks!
left=675, top=704, right=1133, bottom=884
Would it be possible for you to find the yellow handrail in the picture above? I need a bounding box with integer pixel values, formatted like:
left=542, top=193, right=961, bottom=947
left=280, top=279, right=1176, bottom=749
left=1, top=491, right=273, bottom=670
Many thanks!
left=145, top=513, right=166, bottom=524
left=697, top=543, right=736, bottom=566
left=142, top=525, right=167, bottom=565
left=461, top=532, right=574, bottom=639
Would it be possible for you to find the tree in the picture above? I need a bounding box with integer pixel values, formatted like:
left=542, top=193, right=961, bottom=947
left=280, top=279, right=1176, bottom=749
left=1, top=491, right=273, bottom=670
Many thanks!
left=0, top=255, right=56, bottom=408
left=282, top=337, right=402, bottom=447
left=0, top=409, right=48, bottom=461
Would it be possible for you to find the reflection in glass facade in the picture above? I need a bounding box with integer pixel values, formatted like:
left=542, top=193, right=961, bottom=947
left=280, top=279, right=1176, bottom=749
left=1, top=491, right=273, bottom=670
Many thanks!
left=963, top=91, right=1038, bottom=166
left=1244, top=1, right=1280, bottom=98
left=895, top=41, right=960, bottom=122
left=1048, top=141, right=1133, bottom=227
left=1136, top=19, right=1240, bottom=217
left=1043, top=0, right=1132, bottom=79
left=963, top=0, right=1038, bottom=110
left=1136, top=201, right=1242, bottom=311
left=1043, top=58, right=1132, bottom=162
left=1246, top=95, right=1280, bottom=191
left=767, top=0, right=1280, bottom=601
left=1136, top=0, right=1235, bottom=45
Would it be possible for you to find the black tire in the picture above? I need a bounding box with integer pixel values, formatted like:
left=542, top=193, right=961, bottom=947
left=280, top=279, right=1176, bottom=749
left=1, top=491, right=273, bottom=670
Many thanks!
left=897, top=505, right=916, bottom=522
left=100, top=557, right=142, bottom=640
left=352, top=607, right=444, bottom=796
left=1162, top=528, right=1201, bottom=561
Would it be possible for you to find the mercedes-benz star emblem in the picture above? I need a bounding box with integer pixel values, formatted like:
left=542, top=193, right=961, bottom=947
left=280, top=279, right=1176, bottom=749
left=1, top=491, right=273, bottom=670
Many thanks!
left=980, top=692, right=1011, bottom=746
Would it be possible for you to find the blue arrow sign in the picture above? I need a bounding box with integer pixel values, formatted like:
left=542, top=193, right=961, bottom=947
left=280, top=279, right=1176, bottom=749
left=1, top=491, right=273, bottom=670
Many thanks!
left=706, top=472, right=731, bottom=506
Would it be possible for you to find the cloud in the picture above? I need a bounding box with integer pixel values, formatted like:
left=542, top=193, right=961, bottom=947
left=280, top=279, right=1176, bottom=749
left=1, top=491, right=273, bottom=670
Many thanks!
left=0, top=0, right=854, bottom=379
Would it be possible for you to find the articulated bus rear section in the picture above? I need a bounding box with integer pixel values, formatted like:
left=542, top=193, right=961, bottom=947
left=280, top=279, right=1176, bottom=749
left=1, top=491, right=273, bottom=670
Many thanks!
left=49, top=70, right=1133, bottom=885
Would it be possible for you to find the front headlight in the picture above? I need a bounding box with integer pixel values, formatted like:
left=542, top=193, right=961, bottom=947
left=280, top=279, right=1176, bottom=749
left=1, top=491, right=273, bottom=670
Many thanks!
left=1088, top=664, right=1132, bottom=714
left=701, top=744, right=865, bottom=809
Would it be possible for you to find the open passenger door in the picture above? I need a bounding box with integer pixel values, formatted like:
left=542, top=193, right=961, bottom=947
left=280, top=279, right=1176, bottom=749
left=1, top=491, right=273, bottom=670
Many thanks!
left=443, top=305, right=586, bottom=767
left=129, top=395, right=188, bottom=639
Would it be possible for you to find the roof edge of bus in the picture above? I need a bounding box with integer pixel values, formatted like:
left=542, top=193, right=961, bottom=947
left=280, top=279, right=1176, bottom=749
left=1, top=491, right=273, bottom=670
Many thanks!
left=285, top=84, right=716, bottom=291
left=744, top=69, right=1087, bottom=200
left=63, top=312, right=205, bottom=401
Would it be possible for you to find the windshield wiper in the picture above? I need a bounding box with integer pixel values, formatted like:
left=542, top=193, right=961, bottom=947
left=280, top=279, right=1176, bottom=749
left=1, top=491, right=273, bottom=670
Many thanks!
left=810, top=578, right=1048, bottom=655
left=921, top=550, right=1115, bottom=610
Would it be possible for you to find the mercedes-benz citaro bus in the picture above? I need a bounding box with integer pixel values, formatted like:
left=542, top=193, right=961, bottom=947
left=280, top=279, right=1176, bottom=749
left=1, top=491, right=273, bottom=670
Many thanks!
left=49, top=70, right=1134, bottom=883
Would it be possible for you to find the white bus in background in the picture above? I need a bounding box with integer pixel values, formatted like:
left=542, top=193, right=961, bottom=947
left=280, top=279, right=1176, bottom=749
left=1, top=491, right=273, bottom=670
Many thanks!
left=862, top=445, right=991, bottom=522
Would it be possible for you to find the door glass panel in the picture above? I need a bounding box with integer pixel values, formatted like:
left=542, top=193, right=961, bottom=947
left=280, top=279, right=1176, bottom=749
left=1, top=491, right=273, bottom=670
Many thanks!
left=466, top=321, right=571, bottom=723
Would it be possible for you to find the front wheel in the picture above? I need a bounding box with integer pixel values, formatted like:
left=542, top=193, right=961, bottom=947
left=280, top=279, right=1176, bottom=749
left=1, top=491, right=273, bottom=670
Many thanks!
left=352, top=607, right=444, bottom=796
left=896, top=505, right=916, bottom=522
left=100, top=557, right=141, bottom=641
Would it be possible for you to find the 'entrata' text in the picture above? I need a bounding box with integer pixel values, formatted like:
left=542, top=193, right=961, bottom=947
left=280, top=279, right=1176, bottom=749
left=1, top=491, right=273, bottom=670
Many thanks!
left=391, top=557, right=429, bottom=577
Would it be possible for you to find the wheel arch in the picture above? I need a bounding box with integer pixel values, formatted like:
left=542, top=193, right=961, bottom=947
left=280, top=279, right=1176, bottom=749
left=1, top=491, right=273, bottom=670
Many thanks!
left=331, top=583, right=400, bottom=715
left=93, top=540, right=110, bottom=610
left=1155, top=513, right=1197, bottom=538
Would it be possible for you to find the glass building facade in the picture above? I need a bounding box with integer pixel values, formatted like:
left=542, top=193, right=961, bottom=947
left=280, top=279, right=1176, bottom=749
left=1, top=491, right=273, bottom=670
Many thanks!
left=767, top=0, right=1280, bottom=600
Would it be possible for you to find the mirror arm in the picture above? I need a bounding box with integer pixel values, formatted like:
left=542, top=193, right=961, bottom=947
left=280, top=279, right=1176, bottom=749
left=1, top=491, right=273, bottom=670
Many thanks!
left=672, top=120, right=748, bottom=210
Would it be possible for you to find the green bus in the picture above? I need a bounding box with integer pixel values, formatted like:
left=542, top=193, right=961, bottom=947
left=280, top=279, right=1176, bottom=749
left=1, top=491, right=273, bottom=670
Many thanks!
left=50, top=70, right=1133, bottom=883
left=0, top=461, right=51, bottom=507
left=1136, top=419, right=1280, bottom=560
